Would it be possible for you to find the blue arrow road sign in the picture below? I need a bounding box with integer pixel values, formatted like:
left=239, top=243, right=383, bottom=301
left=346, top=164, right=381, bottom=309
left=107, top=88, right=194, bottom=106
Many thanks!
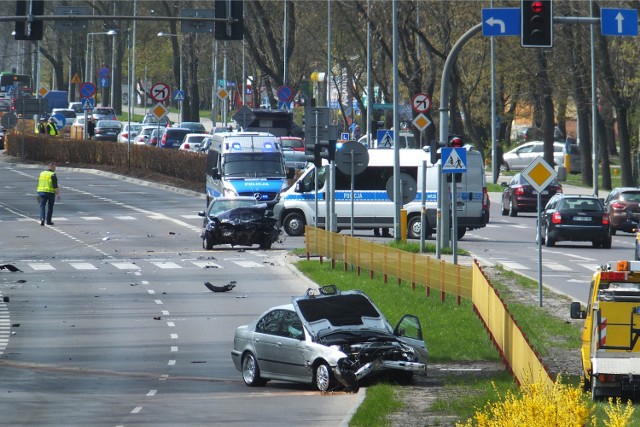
left=99, top=78, right=109, bottom=88
left=482, top=8, right=520, bottom=36
left=601, top=8, right=639, bottom=36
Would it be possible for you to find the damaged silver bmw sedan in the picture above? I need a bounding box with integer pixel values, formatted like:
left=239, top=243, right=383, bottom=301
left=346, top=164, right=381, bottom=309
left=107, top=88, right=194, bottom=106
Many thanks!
left=231, top=285, right=427, bottom=392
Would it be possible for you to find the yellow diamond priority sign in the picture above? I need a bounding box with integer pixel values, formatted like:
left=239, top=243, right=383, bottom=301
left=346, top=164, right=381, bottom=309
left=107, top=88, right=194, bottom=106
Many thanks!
left=151, top=103, right=169, bottom=121
left=521, top=156, right=557, bottom=194
left=412, top=113, right=432, bottom=132
left=38, top=85, right=49, bottom=97
left=217, top=88, right=229, bottom=100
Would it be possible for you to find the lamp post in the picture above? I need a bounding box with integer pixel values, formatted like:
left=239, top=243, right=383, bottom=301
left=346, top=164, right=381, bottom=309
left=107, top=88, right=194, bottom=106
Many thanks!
left=157, top=32, right=182, bottom=122
left=107, top=29, right=118, bottom=108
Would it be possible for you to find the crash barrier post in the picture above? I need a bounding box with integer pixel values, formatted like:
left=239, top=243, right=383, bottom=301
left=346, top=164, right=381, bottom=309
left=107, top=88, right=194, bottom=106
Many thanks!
left=304, top=226, right=554, bottom=390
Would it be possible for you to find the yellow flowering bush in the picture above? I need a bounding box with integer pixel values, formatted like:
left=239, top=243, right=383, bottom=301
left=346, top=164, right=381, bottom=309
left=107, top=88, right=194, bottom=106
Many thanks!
left=457, top=376, right=634, bottom=427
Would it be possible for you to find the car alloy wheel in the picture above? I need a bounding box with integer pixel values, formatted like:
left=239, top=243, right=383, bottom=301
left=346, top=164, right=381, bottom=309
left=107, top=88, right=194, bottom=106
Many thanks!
left=314, top=362, right=334, bottom=392
left=242, top=352, right=266, bottom=387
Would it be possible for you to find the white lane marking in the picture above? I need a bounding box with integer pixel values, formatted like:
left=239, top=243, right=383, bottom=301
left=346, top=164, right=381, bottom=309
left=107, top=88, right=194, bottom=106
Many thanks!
left=147, top=290, right=156, bottom=295
left=170, top=334, right=178, bottom=339
left=110, top=262, right=140, bottom=270
left=578, top=263, right=600, bottom=272
left=545, top=263, right=573, bottom=272
left=167, top=322, right=175, bottom=327
left=28, top=263, right=55, bottom=271
left=509, top=224, right=529, bottom=229
left=80, top=216, right=102, bottom=221
left=131, top=406, right=142, bottom=414
left=141, top=280, right=149, bottom=285
left=232, top=260, right=264, bottom=268
left=180, top=214, right=201, bottom=219
left=168, top=360, right=176, bottom=366
left=192, top=260, right=223, bottom=269
left=69, top=262, right=98, bottom=270
left=498, top=261, right=529, bottom=270
left=161, top=310, right=170, bottom=316
left=171, top=346, right=178, bottom=352
left=115, top=215, right=136, bottom=220
left=154, top=300, right=163, bottom=305
left=150, top=261, right=182, bottom=269
left=159, top=374, right=169, bottom=381
left=146, top=390, right=157, bottom=397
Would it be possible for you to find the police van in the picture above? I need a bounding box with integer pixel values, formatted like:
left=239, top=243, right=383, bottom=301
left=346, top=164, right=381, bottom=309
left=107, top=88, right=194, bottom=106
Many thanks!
left=205, top=132, right=291, bottom=207
left=273, top=147, right=488, bottom=238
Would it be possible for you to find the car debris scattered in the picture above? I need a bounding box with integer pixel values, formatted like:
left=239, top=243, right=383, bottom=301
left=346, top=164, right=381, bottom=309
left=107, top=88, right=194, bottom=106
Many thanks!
left=204, top=281, right=237, bottom=293
left=0, top=264, right=22, bottom=272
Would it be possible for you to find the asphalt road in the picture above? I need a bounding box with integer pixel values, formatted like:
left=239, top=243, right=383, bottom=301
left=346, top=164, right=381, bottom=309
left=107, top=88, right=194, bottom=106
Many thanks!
left=0, top=158, right=359, bottom=426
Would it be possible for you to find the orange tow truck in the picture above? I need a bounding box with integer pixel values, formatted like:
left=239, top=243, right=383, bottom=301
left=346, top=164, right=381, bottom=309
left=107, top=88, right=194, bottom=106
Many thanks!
left=571, top=260, right=640, bottom=399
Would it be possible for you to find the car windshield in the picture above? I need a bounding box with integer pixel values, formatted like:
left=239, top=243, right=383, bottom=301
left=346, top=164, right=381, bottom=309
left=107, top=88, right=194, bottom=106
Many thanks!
left=295, top=294, right=381, bottom=326
left=97, top=120, right=121, bottom=128
left=223, top=153, right=286, bottom=177
left=186, top=135, right=207, bottom=143
left=207, top=199, right=260, bottom=217
left=560, top=198, right=602, bottom=211
left=621, top=191, right=640, bottom=202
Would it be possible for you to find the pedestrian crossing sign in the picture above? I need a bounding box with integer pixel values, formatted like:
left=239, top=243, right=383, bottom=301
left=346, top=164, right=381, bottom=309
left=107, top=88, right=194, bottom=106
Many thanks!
left=81, top=97, right=94, bottom=110
left=441, top=147, right=467, bottom=173
left=376, top=129, right=394, bottom=147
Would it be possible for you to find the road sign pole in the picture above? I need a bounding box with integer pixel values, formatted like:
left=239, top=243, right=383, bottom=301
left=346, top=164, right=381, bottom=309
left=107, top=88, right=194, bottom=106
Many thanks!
left=452, top=176, right=458, bottom=265
left=537, top=192, right=543, bottom=307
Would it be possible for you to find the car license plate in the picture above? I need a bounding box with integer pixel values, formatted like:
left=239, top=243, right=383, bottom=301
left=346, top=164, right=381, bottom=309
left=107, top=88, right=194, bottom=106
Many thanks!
left=573, top=216, right=591, bottom=222
left=541, top=190, right=548, bottom=195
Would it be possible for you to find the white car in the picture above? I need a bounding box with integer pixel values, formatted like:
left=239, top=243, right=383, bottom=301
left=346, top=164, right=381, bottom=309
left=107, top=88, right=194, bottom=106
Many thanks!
left=117, top=122, right=143, bottom=144
left=502, top=141, right=564, bottom=171
left=178, top=133, right=209, bottom=152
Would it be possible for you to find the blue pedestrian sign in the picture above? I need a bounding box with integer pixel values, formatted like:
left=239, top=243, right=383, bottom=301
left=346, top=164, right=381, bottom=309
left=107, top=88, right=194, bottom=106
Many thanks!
left=99, top=78, right=109, bottom=88
left=601, top=8, right=638, bottom=36
left=173, top=90, right=184, bottom=101
left=81, top=97, right=94, bottom=110
left=441, top=148, right=467, bottom=173
left=482, top=8, right=520, bottom=36
left=377, top=129, right=394, bottom=148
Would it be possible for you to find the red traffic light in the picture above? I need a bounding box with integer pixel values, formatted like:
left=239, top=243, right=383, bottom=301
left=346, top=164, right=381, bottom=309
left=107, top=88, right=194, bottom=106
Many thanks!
left=531, top=1, right=544, bottom=13
left=449, top=136, right=463, bottom=148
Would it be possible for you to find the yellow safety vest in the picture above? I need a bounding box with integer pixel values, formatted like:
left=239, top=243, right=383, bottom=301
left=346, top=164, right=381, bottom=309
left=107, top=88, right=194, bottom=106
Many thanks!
left=37, top=170, right=55, bottom=193
left=47, top=123, right=58, bottom=136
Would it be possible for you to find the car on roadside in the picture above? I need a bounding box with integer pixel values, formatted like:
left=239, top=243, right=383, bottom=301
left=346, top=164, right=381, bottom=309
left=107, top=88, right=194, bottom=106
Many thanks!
left=277, top=136, right=307, bottom=171
left=501, top=172, right=562, bottom=217
left=135, top=125, right=157, bottom=145
left=502, top=141, right=565, bottom=172
left=91, top=107, right=117, bottom=122
left=148, top=128, right=163, bottom=147
left=141, top=113, right=170, bottom=127
left=603, top=187, right=640, bottom=235
left=179, top=133, right=209, bottom=152
left=538, top=194, right=611, bottom=248
left=93, top=119, right=122, bottom=142
left=117, top=122, right=142, bottom=144
left=231, top=284, right=427, bottom=392
left=68, top=101, right=83, bottom=115
left=178, top=122, right=207, bottom=133
left=158, top=127, right=191, bottom=149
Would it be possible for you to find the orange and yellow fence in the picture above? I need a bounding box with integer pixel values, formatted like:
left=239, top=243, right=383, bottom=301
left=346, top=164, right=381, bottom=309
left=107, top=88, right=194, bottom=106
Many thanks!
left=305, top=226, right=554, bottom=389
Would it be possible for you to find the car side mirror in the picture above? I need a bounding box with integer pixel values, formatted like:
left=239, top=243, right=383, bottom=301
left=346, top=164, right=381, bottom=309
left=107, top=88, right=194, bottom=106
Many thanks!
left=211, top=167, right=221, bottom=179
left=501, top=182, right=508, bottom=187
left=287, top=167, right=295, bottom=180
left=569, top=301, right=586, bottom=319
left=197, top=211, right=206, bottom=217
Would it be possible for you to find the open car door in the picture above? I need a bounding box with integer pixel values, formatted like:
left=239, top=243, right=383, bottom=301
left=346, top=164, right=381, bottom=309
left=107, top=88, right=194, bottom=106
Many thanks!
left=394, top=314, right=428, bottom=363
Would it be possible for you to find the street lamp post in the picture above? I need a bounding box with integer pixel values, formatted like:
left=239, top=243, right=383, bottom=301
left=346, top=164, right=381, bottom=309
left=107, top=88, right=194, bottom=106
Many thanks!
left=157, top=32, right=183, bottom=122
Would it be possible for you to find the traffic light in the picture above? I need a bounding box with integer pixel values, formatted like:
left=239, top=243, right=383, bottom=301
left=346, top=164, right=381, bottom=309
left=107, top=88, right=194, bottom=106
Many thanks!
left=305, top=139, right=322, bottom=168
left=15, top=0, right=44, bottom=41
left=215, top=0, right=244, bottom=41
left=521, top=0, right=553, bottom=48
left=319, top=140, right=337, bottom=162
left=429, top=139, right=441, bottom=164
left=448, top=135, right=464, bottom=148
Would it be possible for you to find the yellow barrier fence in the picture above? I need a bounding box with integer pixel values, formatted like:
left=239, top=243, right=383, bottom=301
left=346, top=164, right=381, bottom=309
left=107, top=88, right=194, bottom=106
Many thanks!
left=305, top=226, right=554, bottom=390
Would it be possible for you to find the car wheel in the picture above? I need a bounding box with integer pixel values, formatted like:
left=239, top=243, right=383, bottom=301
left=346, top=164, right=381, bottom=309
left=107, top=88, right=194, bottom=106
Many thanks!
left=259, top=235, right=272, bottom=250
left=314, top=361, right=335, bottom=392
left=545, top=226, right=555, bottom=247
left=408, top=215, right=427, bottom=240
left=283, top=212, right=305, bottom=236
left=204, top=232, right=215, bottom=250
left=509, top=199, right=518, bottom=217
left=242, top=352, right=267, bottom=387
left=501, top=199, right=508, bottom=216
left=500, top=162, right=510, bottom=172
left=457, top=227, right=466, bottom=240
left=601, top=236, right=612, bottom=249
left=592, top=240, right=602, bottom=248
left=610, top=226, right=617, bottom=236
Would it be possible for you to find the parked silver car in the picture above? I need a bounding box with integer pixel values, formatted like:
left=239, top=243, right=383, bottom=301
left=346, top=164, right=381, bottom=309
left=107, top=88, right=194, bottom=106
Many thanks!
left=231, top=285, right=427, bottom=392
left=502, top=141, right=565, bottom=171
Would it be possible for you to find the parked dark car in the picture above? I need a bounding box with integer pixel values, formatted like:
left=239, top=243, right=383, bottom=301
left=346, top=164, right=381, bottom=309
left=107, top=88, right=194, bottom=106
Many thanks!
left=91, top=107, right=117, bottom=122
left=539, top=194, right=611, bottom=248
left=501, top=173, right=562, bottom=217
left=603, top=187, right=640, bottom=234
left=0, top=127, right=5, bottom=149
left=178, top=122, right=207, bottom=133
left=198, top=196, right=281, bottom=250
left=93, top=120, right=122, bottom=142
left=231, top=284, right=427, bottom=391
left=158, top=127, right=191, bottom=149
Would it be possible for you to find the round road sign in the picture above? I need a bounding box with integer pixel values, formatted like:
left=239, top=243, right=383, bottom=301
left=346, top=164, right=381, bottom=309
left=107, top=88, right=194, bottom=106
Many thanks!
left=150, top=82, right=170, bottom=102
left=334, top=141, right=369, bottom=175
left=411, top=93, right=432, bottom=113
left=79, top=82, right=96, bottom=98
left=1, top=112, right=18, bottom=129
left=276, top=85, right=293, bottom=102
left=385, top=173, right=418, bottom=204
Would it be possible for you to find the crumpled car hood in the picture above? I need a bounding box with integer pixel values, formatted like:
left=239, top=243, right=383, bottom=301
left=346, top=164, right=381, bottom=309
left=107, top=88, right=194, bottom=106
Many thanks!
left=292, top=291, right=391, bottom=337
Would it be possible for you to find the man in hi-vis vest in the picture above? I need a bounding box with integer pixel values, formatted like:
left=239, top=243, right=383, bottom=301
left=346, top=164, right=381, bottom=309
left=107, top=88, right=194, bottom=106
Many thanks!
left=36, top=162, right=60, bottom=226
